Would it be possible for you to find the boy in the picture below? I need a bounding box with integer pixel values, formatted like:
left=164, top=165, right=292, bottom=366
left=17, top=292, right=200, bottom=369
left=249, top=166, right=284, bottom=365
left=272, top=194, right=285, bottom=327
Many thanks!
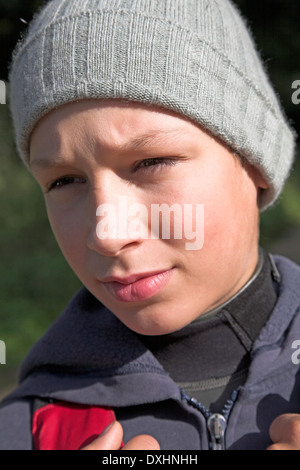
left=1, top=0, right=300, bottom=450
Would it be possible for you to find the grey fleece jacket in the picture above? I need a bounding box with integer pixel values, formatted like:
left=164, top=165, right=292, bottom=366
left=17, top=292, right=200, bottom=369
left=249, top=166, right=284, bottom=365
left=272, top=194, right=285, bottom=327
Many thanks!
left=1, top=255, right=300, bottom=450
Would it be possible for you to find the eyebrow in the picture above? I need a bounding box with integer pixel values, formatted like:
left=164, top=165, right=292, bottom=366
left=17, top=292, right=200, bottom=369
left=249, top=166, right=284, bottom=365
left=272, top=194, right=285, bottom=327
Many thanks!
left=30, top=128, right=185, bottom=170
left=29, top=157, right=70, bottom=170
left=123, top=128, right=184, bottom=150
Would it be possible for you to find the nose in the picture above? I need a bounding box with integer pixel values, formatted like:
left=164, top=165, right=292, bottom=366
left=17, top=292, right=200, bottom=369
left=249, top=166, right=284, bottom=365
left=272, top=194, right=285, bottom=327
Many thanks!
left=87, top=186, right=147, bottom=256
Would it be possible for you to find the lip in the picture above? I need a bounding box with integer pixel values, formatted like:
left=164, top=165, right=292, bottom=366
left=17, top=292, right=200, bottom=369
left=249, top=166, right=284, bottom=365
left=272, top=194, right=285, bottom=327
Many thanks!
left=100, top=269, right=172, bottom=285
left=100, top=268, right=175, bottom=302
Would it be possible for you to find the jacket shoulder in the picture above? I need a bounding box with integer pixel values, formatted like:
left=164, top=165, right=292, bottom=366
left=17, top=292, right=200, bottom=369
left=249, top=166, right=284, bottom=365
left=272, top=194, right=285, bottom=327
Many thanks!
left=0, top=399, right=33, bottom=450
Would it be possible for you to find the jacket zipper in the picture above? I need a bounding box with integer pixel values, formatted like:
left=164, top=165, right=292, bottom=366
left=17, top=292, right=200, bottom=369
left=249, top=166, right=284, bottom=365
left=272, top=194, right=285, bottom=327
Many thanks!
left=207, top=413, right=227, bottom=450
left=181, top=389, right=239, bottom=450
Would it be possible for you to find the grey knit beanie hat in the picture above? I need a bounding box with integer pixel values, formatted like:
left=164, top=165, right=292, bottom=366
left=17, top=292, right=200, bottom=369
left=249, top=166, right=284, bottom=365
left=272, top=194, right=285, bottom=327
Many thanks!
left=9, top=0, right=295, bottom=209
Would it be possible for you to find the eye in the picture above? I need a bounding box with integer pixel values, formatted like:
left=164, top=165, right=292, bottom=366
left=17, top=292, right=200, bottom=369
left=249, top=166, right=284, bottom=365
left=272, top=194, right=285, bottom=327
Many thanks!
left=133, top=157, right=178, bottom=173
left=47, top=176, right=86, bottom=192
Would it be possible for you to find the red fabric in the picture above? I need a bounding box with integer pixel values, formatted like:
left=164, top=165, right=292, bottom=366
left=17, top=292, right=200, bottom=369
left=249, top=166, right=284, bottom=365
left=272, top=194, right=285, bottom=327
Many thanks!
left=32, top=401, right=116, bottom=450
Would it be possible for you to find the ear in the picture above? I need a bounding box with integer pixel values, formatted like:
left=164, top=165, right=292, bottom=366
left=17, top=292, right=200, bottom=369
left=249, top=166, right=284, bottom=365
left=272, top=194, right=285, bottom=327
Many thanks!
left=255, top=171, right=269, bottom=190
left=244, top=161, right=269, bottom=190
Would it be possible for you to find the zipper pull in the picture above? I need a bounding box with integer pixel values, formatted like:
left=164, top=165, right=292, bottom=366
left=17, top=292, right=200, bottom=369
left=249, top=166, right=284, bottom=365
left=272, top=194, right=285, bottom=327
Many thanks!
left=207, top=413, right=227, bottom=450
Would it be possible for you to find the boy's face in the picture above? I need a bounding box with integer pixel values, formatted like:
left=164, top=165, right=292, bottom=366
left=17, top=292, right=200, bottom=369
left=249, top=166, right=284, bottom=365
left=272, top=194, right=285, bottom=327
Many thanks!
left=30, top=100, right=266, bottom=335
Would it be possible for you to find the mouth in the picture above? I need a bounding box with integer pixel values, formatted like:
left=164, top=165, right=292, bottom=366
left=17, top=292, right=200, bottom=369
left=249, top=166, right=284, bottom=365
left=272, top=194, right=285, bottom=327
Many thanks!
left=100, top=268, right=175, bottom=302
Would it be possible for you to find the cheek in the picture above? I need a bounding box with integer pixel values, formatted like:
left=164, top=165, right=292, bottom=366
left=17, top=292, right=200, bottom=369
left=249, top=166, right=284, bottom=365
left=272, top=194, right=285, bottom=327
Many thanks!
left=204, top=174, right=258, bottom=254
left=46, top=204, right=87, bottom=267
left=178, top=164, right=259, bottom=256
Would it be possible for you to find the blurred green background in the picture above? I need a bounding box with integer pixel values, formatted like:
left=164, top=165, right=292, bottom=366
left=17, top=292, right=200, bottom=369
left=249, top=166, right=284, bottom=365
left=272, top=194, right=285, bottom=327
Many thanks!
left=0, top=0, right=299, bottom=395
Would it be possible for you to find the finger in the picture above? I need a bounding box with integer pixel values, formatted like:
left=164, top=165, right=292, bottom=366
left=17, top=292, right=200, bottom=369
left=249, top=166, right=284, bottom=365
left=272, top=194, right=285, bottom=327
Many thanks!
left=122, top=434, right=160, bottom=451
left=267, top=443, right=296, bottom=451
left=269, top=414, right=300, bottom=449
left=81, top=421, right=123, bottom=450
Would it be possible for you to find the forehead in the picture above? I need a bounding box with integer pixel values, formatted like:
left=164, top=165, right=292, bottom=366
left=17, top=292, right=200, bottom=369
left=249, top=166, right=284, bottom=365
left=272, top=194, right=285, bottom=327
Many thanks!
left=29, top=99, right=204, bottom=167
left=32, top=99, right=195, bottom=143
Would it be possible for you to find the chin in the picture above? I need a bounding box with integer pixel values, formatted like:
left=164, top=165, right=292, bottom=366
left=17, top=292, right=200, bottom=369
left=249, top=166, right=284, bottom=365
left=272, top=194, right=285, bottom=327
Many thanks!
left=121, top=308, right=194, bottom=336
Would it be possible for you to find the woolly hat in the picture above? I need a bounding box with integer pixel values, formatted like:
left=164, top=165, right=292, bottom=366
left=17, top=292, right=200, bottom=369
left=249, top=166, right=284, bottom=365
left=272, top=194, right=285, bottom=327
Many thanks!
left=9, top=0, right=295, bottom=209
